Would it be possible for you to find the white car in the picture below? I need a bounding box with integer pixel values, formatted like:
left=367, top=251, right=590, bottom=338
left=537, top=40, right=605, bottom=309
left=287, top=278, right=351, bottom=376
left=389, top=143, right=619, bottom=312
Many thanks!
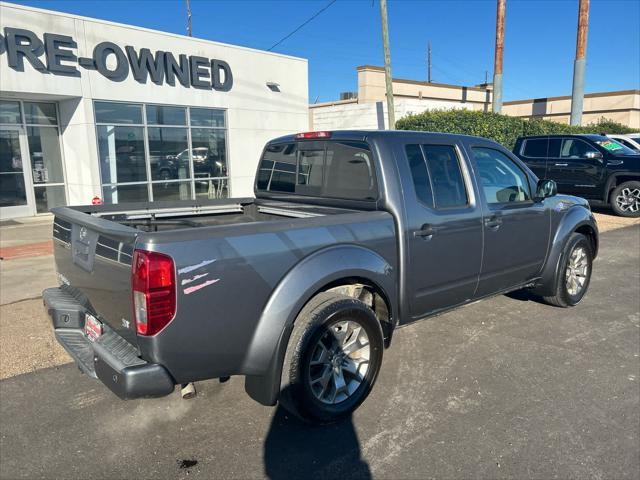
left=607, top=133, right=640, bottom=152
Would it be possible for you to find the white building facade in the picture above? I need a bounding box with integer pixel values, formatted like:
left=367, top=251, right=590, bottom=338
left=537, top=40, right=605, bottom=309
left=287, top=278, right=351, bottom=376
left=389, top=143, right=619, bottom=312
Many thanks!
left=0, top=2, right=308, bottom=219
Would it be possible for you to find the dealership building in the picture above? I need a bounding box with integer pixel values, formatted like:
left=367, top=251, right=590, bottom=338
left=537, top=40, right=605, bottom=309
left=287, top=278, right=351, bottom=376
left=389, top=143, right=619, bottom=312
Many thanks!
left=0, top=2, right=308, bottom=219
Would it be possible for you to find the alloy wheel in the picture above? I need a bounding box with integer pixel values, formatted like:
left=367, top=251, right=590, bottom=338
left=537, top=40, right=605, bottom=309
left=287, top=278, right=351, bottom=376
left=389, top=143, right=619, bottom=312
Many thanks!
left=615, top=187, right=640, bottom=213
left=565, top=246, right=589, bottom=296
left=307, top=320, right=370, bottom=405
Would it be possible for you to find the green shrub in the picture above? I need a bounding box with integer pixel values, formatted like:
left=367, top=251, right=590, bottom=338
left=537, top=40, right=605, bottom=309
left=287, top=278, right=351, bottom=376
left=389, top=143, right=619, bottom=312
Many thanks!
left=395, top=109, right=635, bottom=150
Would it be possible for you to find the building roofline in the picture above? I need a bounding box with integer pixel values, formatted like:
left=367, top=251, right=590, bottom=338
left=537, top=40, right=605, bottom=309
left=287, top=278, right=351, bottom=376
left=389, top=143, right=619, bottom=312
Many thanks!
left=0, top=1, right=308, bottom=63
left=356, top=65, right=489, bottom=92
left=503, top=89, right=639, bottom=105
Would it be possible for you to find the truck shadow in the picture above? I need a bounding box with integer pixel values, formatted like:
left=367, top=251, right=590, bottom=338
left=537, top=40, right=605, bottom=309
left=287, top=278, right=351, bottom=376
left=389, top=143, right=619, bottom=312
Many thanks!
left=504, top=289, right=547, bottom=305
left=263, top=389, right=371, bottom=480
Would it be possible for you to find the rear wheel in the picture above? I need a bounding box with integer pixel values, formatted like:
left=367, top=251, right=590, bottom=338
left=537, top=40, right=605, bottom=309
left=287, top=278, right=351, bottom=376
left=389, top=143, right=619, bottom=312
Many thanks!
left=279, top=293, right=384, bottom=424
left=543, top=233, right=593, bottom=307
left=610, top=181, right=640, bottom=217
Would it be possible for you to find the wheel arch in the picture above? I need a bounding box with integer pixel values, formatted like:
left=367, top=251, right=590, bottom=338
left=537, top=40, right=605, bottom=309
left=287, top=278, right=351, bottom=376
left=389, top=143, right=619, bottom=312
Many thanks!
left=604, top=174, right=640, bottom=203
left=531, top=206, right=598, bottom=297
left=242, top=244, right=398, bottom=406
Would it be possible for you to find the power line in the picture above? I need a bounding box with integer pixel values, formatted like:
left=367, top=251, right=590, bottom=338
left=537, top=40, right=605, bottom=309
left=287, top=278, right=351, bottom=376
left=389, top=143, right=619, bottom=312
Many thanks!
left=267, top=0, right=338, bottom=51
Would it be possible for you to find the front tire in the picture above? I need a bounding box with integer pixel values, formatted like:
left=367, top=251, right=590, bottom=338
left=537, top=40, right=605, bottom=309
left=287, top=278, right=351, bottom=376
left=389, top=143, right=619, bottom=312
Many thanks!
left=279, top=293, right=384, bottom=424
left=543, top=233, right=593, bottom=307
left=610, top=181, right=640, bottom=217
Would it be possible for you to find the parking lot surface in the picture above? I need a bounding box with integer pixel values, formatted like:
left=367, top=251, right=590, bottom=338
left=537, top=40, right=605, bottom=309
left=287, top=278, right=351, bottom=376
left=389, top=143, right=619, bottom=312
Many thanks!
left=0, top=221, right=638, bottom=480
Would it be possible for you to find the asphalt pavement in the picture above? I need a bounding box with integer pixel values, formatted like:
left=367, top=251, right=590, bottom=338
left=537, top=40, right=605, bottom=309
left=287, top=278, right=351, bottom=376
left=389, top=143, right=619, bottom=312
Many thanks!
left=0, top=225, right=638, bottom=480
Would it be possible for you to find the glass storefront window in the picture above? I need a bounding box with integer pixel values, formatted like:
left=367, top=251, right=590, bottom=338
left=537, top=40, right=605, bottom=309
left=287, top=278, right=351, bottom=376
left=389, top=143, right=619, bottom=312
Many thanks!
left=147, top=127, right=189, bottom=181
left=24, top=102, right=58, bottom=126
left=95, top=102, right=143, bottom=124
left=97, top=125, right=147, bottom=184
left=102, top=183, right=149, bottom=204
left=190, top=108, right=225, bottom=128
left=0, top=129, right=28, bottom=207
left=152, top=181, right=193, bottom=201
left=95, top=102, right=228, bottom=204
left=146, top=105, right=186, bottom=126
left=26, top=126, right=65, bottom=184
left=0, top=101, right=21, bottom=124
left=190, top=129, right=227, bottom=179
left=195, top=178, right=228, bottom=199
left=34, top=185, right=67, bottom=213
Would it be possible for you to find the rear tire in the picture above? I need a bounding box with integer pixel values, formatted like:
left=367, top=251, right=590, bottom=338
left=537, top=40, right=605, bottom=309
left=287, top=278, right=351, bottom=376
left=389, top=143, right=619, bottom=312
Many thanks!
left=610, top=181, right=640, bottom=217
left=279, top=293, right=384, bottom=424
left=543, top=233, right=593, bottom=308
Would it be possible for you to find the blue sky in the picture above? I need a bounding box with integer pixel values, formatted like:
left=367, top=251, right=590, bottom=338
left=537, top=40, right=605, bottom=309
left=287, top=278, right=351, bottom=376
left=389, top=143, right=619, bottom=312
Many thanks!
left=9, top=0, right=640, bottom=102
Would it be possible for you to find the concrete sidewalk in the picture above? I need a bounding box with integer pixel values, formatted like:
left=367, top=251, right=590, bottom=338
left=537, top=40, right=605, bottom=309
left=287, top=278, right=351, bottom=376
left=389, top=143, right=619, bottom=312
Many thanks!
left=0, top=217, right=57, bottom=306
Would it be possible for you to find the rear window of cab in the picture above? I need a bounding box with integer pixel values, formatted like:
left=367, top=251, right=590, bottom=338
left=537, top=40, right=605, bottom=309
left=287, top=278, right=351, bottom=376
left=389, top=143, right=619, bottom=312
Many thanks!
left=256, top=141, right=378, bottom=201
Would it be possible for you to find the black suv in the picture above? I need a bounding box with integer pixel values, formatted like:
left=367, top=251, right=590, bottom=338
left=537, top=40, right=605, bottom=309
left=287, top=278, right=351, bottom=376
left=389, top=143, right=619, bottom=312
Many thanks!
left=514, top=134, right=640, bottom=217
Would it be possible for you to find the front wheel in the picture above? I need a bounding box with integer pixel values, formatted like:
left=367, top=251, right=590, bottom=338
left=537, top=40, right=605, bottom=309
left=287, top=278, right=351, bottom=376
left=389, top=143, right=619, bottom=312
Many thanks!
left=543, top=233, right=593, bottom=307
left=279, top=293, right=384, bottom=424
left=610, top=181, right=640, bottom=217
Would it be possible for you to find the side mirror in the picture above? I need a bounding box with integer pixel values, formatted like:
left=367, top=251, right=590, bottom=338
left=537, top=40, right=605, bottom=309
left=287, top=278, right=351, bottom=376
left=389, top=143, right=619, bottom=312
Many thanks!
left=584, top=151, right=603, bottom=161
left=535, top=179, right=557, bottom=201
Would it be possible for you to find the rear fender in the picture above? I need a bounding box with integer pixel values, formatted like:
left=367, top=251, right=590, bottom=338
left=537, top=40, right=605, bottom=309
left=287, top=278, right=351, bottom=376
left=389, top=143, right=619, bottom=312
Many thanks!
left=531, top=204, right=598, bottom=297
left=243, top=244, right=397, bottom=406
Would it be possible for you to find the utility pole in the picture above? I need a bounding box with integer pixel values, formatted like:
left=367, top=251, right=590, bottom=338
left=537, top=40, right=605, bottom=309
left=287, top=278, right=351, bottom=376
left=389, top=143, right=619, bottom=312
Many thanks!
left=186, top=0, right=193, bottom=37
left=570, top=0, right=589, bottom=126
left=492, top=0, right=506, bottom=113
left=427, top=41, right=432, bottom=83
left=379, top=0, right=395, bottom=129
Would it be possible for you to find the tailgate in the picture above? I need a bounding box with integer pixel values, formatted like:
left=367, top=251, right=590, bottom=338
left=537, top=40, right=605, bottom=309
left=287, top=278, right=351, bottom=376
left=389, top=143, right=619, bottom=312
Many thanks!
left=51, top=207, right=140, bottom=345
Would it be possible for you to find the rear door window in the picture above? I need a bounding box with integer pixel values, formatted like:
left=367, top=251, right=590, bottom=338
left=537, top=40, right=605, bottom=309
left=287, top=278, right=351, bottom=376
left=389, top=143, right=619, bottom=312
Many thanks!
left=405, top=144, right=434, bottom=208
left=522, top=139, right=548, bottom=158
left=422, top=145, right=468, bottom=208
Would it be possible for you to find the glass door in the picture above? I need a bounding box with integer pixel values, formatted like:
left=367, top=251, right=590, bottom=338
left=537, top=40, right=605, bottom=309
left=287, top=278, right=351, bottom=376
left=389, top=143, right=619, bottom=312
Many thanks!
left=0, top=126, right=34, bottom=219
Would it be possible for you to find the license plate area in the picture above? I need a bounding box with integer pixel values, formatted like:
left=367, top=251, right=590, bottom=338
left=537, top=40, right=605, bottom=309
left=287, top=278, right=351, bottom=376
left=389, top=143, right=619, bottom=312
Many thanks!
left=85, top=313, right=102, bottom=342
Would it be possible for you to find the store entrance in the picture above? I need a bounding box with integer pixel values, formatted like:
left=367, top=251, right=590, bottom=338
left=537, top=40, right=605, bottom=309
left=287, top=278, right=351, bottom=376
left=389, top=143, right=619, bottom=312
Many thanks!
left=0, top=126, right=34, bottom=219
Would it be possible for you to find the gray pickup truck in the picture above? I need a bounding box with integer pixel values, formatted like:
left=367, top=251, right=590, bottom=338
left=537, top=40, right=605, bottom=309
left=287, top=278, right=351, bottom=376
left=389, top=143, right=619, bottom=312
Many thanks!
left=45, top=130, right=598, bottom=423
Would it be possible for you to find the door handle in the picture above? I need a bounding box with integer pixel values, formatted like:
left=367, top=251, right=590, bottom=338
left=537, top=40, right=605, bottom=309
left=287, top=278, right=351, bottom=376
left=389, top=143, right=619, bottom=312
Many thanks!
left=413, top=224, right=435, bottom=239
left=484, top=215, right=503, bottom=229
left=554, top=163, right=568, bottom=167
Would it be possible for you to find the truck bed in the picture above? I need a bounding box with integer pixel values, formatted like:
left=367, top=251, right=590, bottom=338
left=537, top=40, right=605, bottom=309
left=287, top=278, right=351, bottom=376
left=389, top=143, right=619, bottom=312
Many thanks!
left=77, top=198, right=360, bottom=232
left=51, top=197, right=397, bottom=385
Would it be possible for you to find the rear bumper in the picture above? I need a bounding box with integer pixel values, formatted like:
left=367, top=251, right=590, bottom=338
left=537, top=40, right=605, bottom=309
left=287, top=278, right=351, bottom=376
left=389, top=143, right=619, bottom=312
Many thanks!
left=43, top=287, right=175, bottom=399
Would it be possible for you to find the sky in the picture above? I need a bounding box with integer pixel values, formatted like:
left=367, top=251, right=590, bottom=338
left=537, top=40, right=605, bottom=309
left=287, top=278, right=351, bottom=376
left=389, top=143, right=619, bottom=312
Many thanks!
left=7, top=0, right=640, bottom=103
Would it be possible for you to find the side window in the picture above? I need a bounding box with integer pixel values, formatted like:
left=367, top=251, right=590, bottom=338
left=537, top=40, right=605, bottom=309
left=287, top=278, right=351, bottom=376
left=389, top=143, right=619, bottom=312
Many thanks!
left=548, top=138, right=562, bottom=157
left=256, top=143, right=297, bottom=192
left=560, top=139, right=598, bottom=159
left=422, top=145, right=468, bottom=208
left=522, top=139, right=548, bottom=158
left=473, top=147, right=532, bottom=204
left=405, top=144, right=434, bottom=208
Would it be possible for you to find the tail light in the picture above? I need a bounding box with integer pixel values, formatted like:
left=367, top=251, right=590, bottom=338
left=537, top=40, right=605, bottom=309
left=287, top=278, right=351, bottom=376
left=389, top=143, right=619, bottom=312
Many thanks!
left=132, top=250, right=176, bottom=336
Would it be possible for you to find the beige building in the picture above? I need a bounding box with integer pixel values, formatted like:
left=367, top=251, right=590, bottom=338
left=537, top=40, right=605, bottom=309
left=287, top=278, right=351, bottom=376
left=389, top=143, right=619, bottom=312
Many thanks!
left=501, top=90, right=639, bottom=129
left=310, top=65, right=492, bottom=131
left=310, top=65, right=639, bottom=131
